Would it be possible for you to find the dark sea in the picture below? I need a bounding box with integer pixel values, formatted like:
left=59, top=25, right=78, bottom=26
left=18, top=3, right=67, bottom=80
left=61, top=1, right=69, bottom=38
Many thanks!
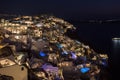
left=72, top=22, right=119, bottom=53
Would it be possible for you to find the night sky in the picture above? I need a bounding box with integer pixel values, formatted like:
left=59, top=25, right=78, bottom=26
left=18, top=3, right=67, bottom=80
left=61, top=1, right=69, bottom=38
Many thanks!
left=0, top=0, right=120, bottom=20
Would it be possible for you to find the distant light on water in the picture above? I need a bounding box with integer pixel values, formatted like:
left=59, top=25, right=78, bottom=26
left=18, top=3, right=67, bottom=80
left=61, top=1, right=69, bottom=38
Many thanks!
left=112, top=38, right=120, bottom=40
left=112, top=38, right=120, bottom=46
left=112, top=37, right=120, bottom=45
left=112, top=37, right=120, bottom=64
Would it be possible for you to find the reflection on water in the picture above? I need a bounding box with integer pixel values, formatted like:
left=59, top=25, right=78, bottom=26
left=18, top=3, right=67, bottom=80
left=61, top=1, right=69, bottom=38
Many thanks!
left=111, top=39, right=120, bottom=79
left=112, top=39, right=120, bottom=65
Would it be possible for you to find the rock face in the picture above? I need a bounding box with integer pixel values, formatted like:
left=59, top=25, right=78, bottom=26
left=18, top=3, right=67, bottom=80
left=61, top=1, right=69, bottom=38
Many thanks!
left=0, top=15, right=108, bottom=80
